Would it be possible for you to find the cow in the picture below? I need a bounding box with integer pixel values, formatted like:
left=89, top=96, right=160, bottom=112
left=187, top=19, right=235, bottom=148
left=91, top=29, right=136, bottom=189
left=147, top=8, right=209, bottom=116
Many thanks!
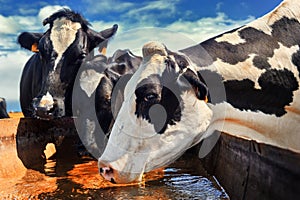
left=0, top=97, right=9, bottom=118
left=98, top=0, right=300, bottom=183
left=72, top=49, right=141, bottom=157
left=18, top=9, right=118, bottom=119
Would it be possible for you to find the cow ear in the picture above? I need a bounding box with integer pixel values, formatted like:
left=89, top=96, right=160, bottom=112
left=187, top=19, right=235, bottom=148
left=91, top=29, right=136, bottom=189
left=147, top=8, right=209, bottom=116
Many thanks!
left=87, top=24, right=118, bottom=52
left=18, top=32, right=43, bottom=52
left=104, top=68, right=121, bottom=85
left=178, top=69, right=209, bottom=102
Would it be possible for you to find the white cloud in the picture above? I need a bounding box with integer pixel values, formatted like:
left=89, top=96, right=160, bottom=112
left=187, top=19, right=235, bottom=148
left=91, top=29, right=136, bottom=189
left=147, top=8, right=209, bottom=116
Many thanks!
left=166, top=12, right=255, bottom=42
left=0, top=15, right=19, bottom=34
left=0, top=51, right=32, bottom=100
left=106, top=28, right=197, bottom=57
left=126, top=0, right=179, bottom=17
left=216, top=2, right=224, bottom=11
left=106, top=12, right=255, bottom=57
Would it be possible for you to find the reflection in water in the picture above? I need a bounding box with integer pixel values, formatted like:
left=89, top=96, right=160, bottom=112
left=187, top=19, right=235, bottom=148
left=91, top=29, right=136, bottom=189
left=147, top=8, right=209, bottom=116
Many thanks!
left=0, top=120, right=229, bottom=199
left=1, top=144, right=229, bottom=199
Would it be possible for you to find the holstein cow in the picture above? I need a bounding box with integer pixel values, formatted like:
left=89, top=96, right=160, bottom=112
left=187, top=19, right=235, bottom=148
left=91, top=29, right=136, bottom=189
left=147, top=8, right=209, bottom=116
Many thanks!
left=0, top=97, right=9, bottom=118
left=18, top=9, right=118, bottom=119
left=98, top=0, right=300, bottom=183
left=72, top=49, right=141, bottom=157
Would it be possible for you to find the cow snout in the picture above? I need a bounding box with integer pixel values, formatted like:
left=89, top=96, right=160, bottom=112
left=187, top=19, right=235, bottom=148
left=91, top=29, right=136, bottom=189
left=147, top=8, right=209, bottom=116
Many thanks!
left=98, top=162, right=117, bottom=183
left=98, top=160, right=143, bottom=184
left=33, top=92, right=65, bottom=119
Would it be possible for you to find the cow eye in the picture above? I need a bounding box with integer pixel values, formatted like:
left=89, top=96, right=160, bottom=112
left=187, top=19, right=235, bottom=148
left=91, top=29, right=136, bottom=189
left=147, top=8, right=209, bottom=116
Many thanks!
left=144, top=93, right=158, bottom=102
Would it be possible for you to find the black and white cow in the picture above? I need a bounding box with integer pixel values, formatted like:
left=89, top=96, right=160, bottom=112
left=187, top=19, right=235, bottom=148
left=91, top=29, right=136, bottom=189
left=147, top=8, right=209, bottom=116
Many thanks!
left=18, top=9, right=118, bottom=119
left=98, top=0, right=300, bottom=183
left=0, top=97, right=9, bottom=118
left=74, top=49, right=141, bottom=135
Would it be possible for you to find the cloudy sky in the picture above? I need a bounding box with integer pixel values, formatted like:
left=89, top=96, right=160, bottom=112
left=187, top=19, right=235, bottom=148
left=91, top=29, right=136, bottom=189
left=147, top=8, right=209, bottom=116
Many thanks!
left=0, top=0, right=283, bottom=110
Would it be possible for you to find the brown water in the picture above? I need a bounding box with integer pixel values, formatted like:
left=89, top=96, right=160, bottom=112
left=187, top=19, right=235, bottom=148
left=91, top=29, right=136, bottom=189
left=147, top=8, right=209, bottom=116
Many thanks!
left=0, top=137, right=229, bottom=200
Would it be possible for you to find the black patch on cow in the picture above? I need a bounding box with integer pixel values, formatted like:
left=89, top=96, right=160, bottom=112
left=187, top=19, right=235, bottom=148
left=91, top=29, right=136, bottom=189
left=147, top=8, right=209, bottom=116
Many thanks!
left=292, top=49, right=300, bottom=78
left=204, top=27, right=279, bottom=66
left=135, top=74, right=182, bottom=134
left=253, top=55, right=271, bottom=69
left=271, top=17, right=300, bottom=48
left=181, top=17, right=300, bottom=70
left=95, top=76, right=114, bottom=134
left=225, top=69, right=298, bottom=116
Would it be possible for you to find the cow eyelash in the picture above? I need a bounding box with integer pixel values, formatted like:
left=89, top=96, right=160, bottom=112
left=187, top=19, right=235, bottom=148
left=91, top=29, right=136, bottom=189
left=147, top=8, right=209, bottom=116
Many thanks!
left=144, top=93, right=158, bottom=102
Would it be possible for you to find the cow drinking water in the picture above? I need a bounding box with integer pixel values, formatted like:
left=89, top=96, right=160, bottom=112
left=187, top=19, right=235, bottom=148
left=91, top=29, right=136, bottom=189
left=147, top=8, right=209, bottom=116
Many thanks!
left=18, top=9, right=118, bottom=119
left=98, top=0, right=300, bottom=183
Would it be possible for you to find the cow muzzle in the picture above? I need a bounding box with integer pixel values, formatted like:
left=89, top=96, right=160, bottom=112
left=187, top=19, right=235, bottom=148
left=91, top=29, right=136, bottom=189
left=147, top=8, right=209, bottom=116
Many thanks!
left=33, top=92, right=65, bottom=119
left=98, top=161, right=143, bottom=184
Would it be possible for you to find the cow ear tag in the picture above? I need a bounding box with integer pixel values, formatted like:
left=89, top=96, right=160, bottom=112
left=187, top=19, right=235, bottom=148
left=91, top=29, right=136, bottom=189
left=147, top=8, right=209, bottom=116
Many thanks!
left=31, top=43, right=39, bottom=52
left=99, top=47, right=107, bottom=55
left=204, top=96, right=208, bottom=103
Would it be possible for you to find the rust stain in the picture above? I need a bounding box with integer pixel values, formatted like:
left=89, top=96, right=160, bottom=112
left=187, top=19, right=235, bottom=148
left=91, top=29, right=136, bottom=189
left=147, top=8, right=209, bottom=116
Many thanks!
left=284, top=106, right=300, bottom=115
left=223, top=118, right=266, bottom=135
left=267, top=2, right=285, bottom=23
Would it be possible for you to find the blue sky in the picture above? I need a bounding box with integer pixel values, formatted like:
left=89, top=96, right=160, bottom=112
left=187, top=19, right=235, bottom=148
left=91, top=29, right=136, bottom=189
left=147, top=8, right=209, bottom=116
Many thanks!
left=0, top=0, right=283, bottom=110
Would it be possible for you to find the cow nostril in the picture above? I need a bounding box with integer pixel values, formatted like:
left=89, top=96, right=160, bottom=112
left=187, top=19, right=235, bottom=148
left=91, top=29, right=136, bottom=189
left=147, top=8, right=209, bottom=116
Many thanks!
left=99, top=168, right=103, bottom=173
left=100, top=167, right=114, bottom=175
left=111, top=178, right=116, bottom=184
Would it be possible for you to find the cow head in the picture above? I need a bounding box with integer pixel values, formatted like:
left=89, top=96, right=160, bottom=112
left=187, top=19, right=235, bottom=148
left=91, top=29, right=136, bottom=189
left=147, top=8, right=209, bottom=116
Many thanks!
left=18, top=9, right=118, bottom=119
left=95, top=49, right=142, bottom=134
left=98, top=41, right=212, bottom=183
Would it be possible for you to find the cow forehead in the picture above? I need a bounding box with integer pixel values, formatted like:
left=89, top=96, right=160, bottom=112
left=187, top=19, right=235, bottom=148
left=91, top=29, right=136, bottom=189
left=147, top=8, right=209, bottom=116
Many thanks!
left=137, top=54, right=168, bottom=84
left=50, top=17, right=82, bottom=70
left=52, top=17, right=81, bottom=30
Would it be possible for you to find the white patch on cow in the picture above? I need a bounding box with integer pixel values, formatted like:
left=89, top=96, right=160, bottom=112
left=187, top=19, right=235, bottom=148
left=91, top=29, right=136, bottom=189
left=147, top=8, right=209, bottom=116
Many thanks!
left=268, top=43, right=300, bottom=79
left=84, top=119, right=98, bottom=150
left=246, top=0, right=300, bottom=35
left=79, top=69, right=105, bottom=97
left=215, top=30, right=246, bottom=45
left=205, top=54, right=265, bottom=89
left=39, top=92, right=54, bottom=110
left=50, top=17, right=81, bottom=70
left=209, top=101, right=300, bottom=152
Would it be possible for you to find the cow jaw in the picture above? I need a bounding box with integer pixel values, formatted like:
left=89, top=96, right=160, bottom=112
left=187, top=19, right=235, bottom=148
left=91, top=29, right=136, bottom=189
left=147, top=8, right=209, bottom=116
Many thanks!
left=50, top=17, right=81, bottom=70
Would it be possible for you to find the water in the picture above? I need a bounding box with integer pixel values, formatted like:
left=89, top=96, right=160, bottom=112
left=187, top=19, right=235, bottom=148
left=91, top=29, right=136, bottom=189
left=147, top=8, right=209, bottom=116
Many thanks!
left=0, top=135, right=229, bottom=200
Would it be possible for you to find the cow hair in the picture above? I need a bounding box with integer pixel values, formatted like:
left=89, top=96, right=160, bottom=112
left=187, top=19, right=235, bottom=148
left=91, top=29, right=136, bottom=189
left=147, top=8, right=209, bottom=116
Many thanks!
left=42, top=8, right=91, bottom=31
